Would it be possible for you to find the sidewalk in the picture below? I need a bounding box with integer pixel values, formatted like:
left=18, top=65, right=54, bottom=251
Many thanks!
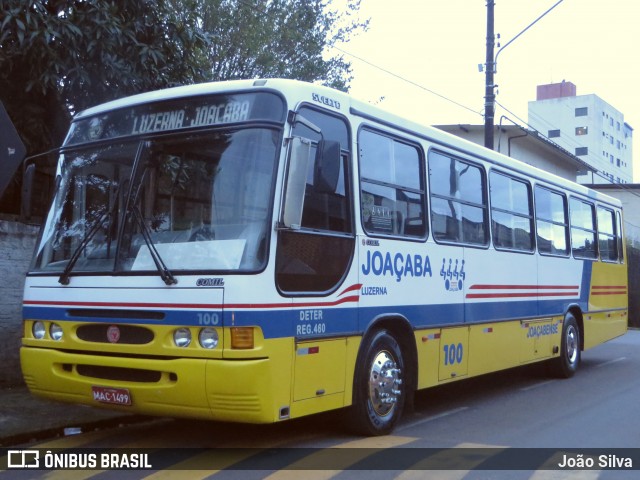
left=0, top=385, right=144, bottom=447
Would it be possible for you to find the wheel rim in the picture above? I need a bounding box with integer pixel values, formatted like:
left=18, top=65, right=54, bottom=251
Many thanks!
left=368, top=350, right=402, bottom=416
left=565, top=324, right=578, bottom=365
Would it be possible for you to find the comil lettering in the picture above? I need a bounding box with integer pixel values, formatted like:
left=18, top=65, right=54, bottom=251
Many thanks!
left=361, top=250, right=432, bottom=282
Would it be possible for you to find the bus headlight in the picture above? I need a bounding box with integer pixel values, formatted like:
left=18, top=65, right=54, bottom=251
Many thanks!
left=33, top=321, right=46, bottom=340
left=199, top=328, right=219, bottom=349
left=173, top=328, right=192, bottom=347
left=50, top=323, right=63, bottom=341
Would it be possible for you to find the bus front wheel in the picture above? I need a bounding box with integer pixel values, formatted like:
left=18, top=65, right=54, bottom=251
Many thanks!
left=550, top=313, right=581, bottom=378
left=350, top=330, right=406, bottom=436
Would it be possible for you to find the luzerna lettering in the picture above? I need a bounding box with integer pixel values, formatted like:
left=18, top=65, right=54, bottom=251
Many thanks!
left=361, top=286, right=388, bottom=295
left=132, top=109, right=185, bottom=134
left=361, top=250, right=432, bottom=282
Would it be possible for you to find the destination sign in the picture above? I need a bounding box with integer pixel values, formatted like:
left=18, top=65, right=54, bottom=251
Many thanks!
left=65, top=92, right=285, bottom=146
left=130, top=100, right=251, bottom=135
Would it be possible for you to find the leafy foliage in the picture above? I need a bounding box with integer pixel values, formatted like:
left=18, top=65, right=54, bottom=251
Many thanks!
left=0, top=0, right=366, bottom=218
left=196, top=0, right=367, bottom=91
left=0, top=0, right=209, bottom=152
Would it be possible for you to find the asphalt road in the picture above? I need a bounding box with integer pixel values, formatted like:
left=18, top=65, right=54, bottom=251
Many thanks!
left=4, top=330, right=640, bottom=478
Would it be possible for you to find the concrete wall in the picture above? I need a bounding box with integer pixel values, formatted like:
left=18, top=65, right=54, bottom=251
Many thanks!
left=0, top=220, right=39, bottom=386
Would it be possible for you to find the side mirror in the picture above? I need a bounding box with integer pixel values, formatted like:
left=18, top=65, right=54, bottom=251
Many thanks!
left=313, top=140, right=341, bottom=194
left=21, top=162, right=35, bottom=220
left=281, top=136, right=312, bottom=229
left=19, top=151, right=58, bottom=223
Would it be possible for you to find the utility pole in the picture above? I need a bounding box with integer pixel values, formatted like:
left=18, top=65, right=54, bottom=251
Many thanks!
left=484, top=0, right=496, bottom=150
left=483, top=0, right=564, bottom=151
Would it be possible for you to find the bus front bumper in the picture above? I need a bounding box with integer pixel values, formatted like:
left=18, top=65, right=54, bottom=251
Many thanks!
left=20, top=346, right=279, bottom=424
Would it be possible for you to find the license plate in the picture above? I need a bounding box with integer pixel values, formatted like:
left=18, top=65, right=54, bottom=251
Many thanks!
left=91, top=386, right=132, bottom=406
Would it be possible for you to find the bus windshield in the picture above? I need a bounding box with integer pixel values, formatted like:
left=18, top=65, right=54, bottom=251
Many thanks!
left=33, top=127, right=280, bottom=276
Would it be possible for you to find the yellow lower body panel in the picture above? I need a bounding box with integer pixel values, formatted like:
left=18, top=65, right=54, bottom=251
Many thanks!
left=21, top=346, right=286, bottom=424
left=583, top=310, right=627, bottom=350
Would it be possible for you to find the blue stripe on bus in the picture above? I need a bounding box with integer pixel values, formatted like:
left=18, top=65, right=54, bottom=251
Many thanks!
left=579, top=259, right=594, bottom=309
left=23, top=295, right=581, bottom=340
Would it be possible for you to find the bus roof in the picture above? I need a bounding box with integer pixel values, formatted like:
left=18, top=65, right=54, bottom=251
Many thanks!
left=74, top=78, right=621, bottom=209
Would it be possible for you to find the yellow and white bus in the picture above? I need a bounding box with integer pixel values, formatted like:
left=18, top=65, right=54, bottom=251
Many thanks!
left=21, top=79, right=628, bottom=435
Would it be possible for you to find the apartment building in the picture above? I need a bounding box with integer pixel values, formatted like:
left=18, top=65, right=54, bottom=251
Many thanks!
left=528, top=81, right=633, bottom=184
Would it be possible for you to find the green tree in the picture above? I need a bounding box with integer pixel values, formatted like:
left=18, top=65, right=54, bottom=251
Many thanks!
left=195, top=0, right=367, bottom=91
left=0, top=0, right=209, bottom=153
left=0, top=0, right=366, bottom=214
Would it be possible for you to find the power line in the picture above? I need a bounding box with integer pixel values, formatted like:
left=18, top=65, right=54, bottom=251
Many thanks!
left=235, top=0, right=481, bottom=117
left=239, top=0, right=640, bottom=199
left=328, top=44, right=482, bottom=117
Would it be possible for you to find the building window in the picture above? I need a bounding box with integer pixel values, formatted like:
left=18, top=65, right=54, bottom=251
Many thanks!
left=575, top=107, right=588, bottom=117
left=575, top=126, right=588, bottom=136
left=575, top=147, right=588, bottom=156
left=548, top=129, right=560, bottom=138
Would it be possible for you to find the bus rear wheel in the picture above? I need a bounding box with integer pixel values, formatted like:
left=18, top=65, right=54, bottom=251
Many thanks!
left=550, top=313, right=581, bottom=378
left=350, top=330, right=405, bottom=436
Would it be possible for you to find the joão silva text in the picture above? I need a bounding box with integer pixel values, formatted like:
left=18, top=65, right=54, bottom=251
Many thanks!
left=558, top=454, right=632, bottom=469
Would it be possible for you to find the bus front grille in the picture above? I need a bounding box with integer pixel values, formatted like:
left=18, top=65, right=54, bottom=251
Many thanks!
left=76, top=324, right=154, bottom=344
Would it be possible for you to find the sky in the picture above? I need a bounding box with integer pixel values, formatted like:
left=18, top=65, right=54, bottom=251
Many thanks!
left=330, top=0, right=640, bottom=181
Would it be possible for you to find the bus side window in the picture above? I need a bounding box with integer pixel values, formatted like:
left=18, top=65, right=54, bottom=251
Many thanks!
left=534, top=186, right=569, bottom=256
left=597, top=206, right=618, bottom=262
left=617, top=211, right=625, bottom=263
left=490, top=171, right=534, bottom=252
left=276, top=106, right=354, bottom=294
left=358, top=129, right=426, bottom=238
left=428, top=151, right=488, bottom=246
left=569, top=198, right=597, bottom=259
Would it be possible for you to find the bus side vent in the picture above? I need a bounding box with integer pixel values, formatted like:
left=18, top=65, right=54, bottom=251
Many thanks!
left=279, top=406, right=290, bottom=419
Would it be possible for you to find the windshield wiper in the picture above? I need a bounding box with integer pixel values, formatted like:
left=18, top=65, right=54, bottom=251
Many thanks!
left=131, top=206, right=177, bottom=286
left=58, top=211, right=110, bottom=285
left=58, top=182, right=124, bottom=285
